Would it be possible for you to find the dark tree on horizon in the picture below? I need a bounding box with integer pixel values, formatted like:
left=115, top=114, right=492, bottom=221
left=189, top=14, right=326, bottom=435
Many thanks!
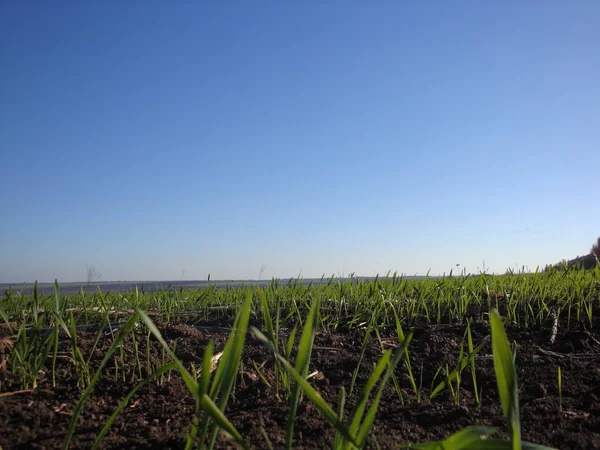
left=592, top=236, right=600, bottom=259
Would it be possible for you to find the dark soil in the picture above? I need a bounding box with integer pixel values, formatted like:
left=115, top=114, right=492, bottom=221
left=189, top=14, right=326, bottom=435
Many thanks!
left=1, top=314, right=599, bottom=449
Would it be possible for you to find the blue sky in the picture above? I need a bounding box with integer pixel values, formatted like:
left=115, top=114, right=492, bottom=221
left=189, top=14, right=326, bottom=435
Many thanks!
left=1, top=1, right=598, bottom=283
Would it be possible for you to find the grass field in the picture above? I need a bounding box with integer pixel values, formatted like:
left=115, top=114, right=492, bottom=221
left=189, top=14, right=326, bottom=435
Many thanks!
left=1, top=267, right=599, bottom=449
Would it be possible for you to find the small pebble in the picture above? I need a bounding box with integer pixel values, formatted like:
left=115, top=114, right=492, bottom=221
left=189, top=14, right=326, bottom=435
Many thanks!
left=458, top=405, right=469, bottom=416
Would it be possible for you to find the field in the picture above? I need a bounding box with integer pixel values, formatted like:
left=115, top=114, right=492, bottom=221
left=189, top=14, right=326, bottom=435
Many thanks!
left=1, top=268, right=599, bottom=449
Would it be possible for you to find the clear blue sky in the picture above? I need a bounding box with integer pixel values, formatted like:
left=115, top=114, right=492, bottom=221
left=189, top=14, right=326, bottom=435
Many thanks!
left=1, top=1, right=598, bottom=283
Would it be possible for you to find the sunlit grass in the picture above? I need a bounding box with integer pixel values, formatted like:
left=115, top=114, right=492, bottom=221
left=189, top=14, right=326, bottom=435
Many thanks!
left=0, top=265, right=597, bottom=448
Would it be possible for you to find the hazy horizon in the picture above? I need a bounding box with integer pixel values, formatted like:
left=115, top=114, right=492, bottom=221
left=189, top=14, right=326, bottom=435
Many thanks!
left=0, top=257, right=591, bottom=286
left=1, top=2, right=598, bottom=284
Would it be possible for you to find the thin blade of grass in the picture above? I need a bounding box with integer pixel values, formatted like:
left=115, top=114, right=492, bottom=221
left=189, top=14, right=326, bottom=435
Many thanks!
left=207, top=292, right=252, bottom=449
left=349, top=327, right=372, bottom=396
left=63, top=314, right=140, bottom=450
left=136, top=309, right=197, bottom=392
left=490, top=309, right=521, bottom=450
left=333, top=386, right=347, bottom=449
left=430, top=336, right=489, bottom=399
left=392, top=308, right=417, bottom=395
left=186, top=341, right=214, bottom=450
left=137, top=308, right=249, bottom=450
left=286, top=295, right=320, bottom=449
left=92, top=362, right=177, bottom=449
left=400, top=425, right=499, bottom=449
left=347, top=350, right=391, bottom=440
left=251, top=327, right=357, bottom=447
left=356, top=333, right=413, bottom=448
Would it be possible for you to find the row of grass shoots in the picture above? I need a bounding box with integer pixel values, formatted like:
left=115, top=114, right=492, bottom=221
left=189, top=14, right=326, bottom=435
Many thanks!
left=1, top=267, right=597, bottom=448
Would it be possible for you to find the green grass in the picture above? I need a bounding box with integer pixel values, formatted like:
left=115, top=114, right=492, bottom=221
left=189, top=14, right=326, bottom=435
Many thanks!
left=1, top=265, right=598, bottom=448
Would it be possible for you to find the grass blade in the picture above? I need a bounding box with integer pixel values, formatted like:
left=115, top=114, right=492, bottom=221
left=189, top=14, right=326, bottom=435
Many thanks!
left=430, top=336, right=489, bottom=399
left=92, top=362, right=177, bottom=450
left=286, top=295, right=320, bottom=449
left=252, top=326, right=357, bottom=447
left=356, top=333, right=413, bottom=448
left=490, top=310, right=521, bottom=450
left=137, top=308, right=249, bottom=449
left=63, top=314, right=140, bottom=450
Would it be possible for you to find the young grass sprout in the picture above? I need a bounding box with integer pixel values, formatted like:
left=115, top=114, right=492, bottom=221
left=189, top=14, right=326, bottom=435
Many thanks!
left=0, top=268, right=596, bottom=449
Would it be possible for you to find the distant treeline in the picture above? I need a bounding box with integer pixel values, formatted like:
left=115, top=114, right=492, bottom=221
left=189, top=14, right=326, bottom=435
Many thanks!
left=545, top=236, right=600, bottom=271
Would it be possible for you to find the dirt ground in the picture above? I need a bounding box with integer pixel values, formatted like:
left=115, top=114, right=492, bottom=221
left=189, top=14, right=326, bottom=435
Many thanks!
left=1, top=312, right=599, bottom=449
